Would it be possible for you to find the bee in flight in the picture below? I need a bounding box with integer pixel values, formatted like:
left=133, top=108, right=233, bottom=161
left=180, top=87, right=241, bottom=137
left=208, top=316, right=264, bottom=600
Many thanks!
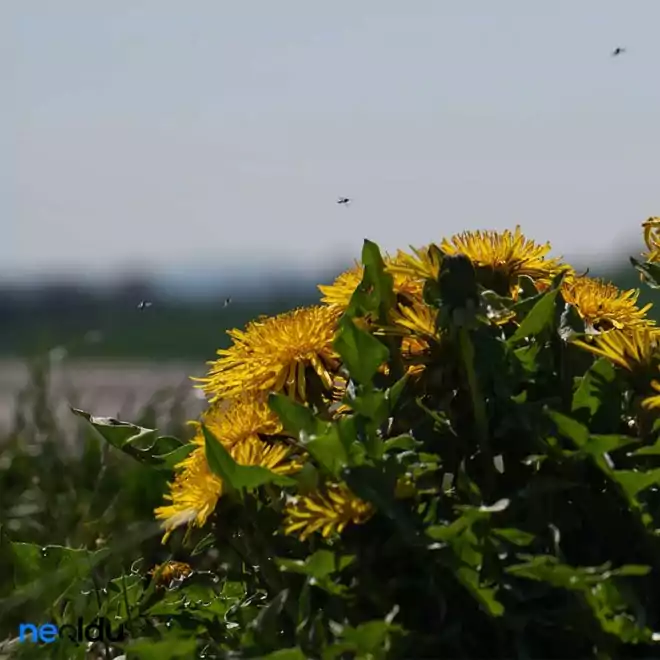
left=223, top=297, right=232, bottom=308
left=337, top=197, right=351, bottom=206
left=137, top=300, right=153, bottom=310
left=611, top=47, right=626, bottom=57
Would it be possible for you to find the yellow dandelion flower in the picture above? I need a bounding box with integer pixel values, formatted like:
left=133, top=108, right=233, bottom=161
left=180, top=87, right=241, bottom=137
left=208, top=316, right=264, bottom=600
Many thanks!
left=440, top=226, right=567, bottom=294
left=196, top=306, right=341, bottom=403
left=642, top=216, right=660, bottom=262
left=318, top=263, right=364, bottom=308
left=283, top=482, right=374, bottom=541
left=155, top=447, right=222, bottom=540
left=149, top=561, right=193, bottom=588
left=642, top=380, right=660, bottom=411
left=374, top=298, right=439, bottom=375
left=318, top=259, right=423, bottom=310
left=390, top=299, right=438, bottom=345
left=189, top=396, right=284, bottom=452
left=156, top=436, right=300, bottom=541
left=232, top=436, right=302, bottom=475
left=572, top=327, right=660, bottom=372
left=561, top=276, right=654, bottom=331
left=388, top=245, right=443, bottom=282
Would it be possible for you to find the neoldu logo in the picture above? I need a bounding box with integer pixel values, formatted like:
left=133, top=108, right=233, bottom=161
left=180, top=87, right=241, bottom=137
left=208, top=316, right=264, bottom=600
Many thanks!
left=18, top=617, right=126, bottom=645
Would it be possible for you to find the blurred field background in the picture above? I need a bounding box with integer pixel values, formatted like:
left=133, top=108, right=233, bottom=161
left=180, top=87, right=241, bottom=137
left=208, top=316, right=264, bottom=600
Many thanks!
left=0, top=257, right=654, bottom=434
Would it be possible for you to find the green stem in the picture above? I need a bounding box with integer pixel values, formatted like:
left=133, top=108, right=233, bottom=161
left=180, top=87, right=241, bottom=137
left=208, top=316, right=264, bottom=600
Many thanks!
left=458, top=328, right=494, bottom=497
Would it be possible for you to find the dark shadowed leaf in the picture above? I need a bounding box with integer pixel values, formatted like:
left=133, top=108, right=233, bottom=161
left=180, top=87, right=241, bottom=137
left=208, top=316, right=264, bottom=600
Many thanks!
left=631, top=256, right=660, bottom=290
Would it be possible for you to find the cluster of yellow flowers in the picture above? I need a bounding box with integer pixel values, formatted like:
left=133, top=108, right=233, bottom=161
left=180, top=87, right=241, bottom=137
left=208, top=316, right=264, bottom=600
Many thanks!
left=156, top=222, right=660, bottom=544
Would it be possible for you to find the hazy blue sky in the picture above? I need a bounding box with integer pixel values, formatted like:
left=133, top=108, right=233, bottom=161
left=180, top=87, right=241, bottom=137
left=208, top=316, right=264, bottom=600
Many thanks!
left=5, top=1, right=660, bottom=280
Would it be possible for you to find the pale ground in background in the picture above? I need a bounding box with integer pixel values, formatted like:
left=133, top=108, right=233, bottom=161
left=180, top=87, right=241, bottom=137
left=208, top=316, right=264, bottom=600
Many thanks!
left=0, top=359, right=207, bottom=435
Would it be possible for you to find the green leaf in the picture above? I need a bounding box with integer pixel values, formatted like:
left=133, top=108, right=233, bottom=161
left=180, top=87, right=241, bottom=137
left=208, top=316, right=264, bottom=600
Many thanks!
left=506, top=555, right=650, bottom=589
left=277, top=550, right=355, bottom=581
left=71, top=408, right=184, bottom=469
left=386, top=373, right=409, bottom=410
left=557, top=303, right=585, bottom=342
left=346, top=239, right=396, bottom=319
left=632, top=439, right=660, bottom=456
left=334, top=316, right=389, bottom=385
left=341, top=619, right=401, bottom=654
left=349, top=390, right=389, bottom=424
left=384, top=434, right=422, bottom=453
left=572, top=358, right=619, bottom=425
left=631, top=256, right=660, bottom=290
left=294, top=461, right=320, bottom=493
left=508, top=286, right=561, bottom=345
left=578, top=435, right=638, bottom=458
left=301, top=426, right=350, bottom=478
left=492, top=528, right=536, bottom=546
left=324, top=617, right=404, bottom=659
left=0, top=542, right=108, bottom=618
left=611, top=469, right=660, bottom=499
left=203, top=425, right=295, bottom=492
left=269, top=394, right=323, bottom=436
left=546, top=409, right=589, bottom=447
left=427, top=505, right=506, bottom=617
left=259, top=649, right=307, bottom=660
left=157, top=443, right=196, bottom=470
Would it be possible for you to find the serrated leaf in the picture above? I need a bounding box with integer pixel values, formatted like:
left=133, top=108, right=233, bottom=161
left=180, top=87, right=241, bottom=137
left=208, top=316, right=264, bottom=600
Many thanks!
left=71, top=408, right=184, bottom=468
left=506, top=555, right=650, bottom=589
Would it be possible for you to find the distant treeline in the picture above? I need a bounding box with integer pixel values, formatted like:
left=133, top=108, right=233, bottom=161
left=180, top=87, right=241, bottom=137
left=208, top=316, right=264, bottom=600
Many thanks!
left=0, top=275, right=325, bottom=361
left=1, top=262, right=658, bottom=361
